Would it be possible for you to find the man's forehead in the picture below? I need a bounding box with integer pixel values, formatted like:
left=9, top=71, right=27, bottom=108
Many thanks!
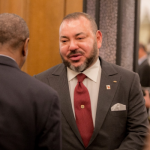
left=62, top=16, right=90, bottom=25
left=61, top=19, right=81, bottom=28
left=59, top=17, right=91, bottom=34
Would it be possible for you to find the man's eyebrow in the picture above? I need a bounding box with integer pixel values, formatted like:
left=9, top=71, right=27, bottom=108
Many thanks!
left=60, top=32, right=85, bottom=39
left=60, top=36, right=68, bottom=39
left=75, top=32, right=85, bottom=36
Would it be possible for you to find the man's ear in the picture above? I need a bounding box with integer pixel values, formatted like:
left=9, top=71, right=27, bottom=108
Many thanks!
left=96, top=30, right=102, bottom=49
left=22, top=38, right=29, bottom=56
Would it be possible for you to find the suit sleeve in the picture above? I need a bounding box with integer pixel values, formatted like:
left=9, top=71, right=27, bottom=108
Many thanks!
left=116, top=73, right=149, bottom=150
left=36, top=91, right=61, bottom=150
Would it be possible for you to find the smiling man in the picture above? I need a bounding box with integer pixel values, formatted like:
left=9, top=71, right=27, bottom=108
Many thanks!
left=35, top=12, right=149, bottom=150
left=59, top=15, right=101, bottom=72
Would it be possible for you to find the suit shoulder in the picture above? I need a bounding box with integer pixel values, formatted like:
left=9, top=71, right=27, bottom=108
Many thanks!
left=112, top=63, right=136, bottom=75
left=34, top=63, right=64, bottom=80
left=21, top=71, right=58, bottom=97
left=102, top=60, right=138, bottom=79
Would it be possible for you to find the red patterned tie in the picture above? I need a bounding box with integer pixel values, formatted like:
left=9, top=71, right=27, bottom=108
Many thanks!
left=74, top=73, right=94, bottom=147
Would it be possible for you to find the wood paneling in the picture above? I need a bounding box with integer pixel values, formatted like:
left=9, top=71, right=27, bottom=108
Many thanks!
left=25, top=0, right=65, bottom=75
left=65, top=0, right=83, bottom=15
left=0, top=0, right=83, bottom=76
left=0, top=0, right=26, bottom=17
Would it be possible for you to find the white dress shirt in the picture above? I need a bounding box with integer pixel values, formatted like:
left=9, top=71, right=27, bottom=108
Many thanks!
left=67, top=58, right=101, bottom=126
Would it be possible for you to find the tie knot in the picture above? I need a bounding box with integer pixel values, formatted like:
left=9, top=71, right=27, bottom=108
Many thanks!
left=77, top=73, right=86, bottom=83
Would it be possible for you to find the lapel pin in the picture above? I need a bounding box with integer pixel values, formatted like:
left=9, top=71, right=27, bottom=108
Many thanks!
left=113, top=81, right=117, bottom=83
left=81, top=105, right=84, bottom=109
left=106, top=85, right=111, bottom=90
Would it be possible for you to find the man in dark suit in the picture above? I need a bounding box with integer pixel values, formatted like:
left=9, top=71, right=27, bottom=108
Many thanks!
left=138, top=43, right=150, bottom=117
left=35, top=12, right=149, bottom=150
left=0, top=13, right=61, bottom=150
left=138, top=43, right=150, bottom=87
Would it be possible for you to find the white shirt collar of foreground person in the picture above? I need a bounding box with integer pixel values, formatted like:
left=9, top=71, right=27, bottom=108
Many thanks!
left=67, top=58, right=101, bottom=126
left=0, top=54, right=15, bottom=61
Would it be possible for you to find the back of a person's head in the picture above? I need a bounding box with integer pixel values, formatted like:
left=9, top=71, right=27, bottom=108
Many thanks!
left=0, top=13, right=29, bottom=49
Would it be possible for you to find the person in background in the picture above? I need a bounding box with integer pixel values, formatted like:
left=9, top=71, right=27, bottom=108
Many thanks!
left=138, top=43, right=150, bottom=87
left=144, top=90, right=150, bottom=109
left=143, top=128, right=150, bottom=150
left=0, top=13, right=61, bottom=150
left=138, top=43, right=150, bottom=117
left=35, top=12, right=149, bottom=150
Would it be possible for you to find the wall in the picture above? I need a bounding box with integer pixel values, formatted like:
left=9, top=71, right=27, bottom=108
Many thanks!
left=0, top=0, right=83, bottom=75
left=84, top=0, right=140, bottom=72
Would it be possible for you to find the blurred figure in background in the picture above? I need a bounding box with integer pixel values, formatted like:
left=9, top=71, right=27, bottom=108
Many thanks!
left=138, top=43, right=150, bottom=87
left=143, top=128, right=150, bottom=150
left=138, top=43, right=150, bottom=118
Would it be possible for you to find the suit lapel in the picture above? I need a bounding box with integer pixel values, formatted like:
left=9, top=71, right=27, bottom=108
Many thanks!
left=89, top=59, right=121, bottom=146
left=47, top=64, right=83, bottom=144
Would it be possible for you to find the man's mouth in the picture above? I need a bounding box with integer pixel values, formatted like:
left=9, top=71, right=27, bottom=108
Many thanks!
left=69, top=54, right=82, bottom=61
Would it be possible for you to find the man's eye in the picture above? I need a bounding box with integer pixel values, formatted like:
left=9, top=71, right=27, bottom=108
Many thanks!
left=61, top=40, right=67, bottom=43
left=78, top=37, right=84, bottom=40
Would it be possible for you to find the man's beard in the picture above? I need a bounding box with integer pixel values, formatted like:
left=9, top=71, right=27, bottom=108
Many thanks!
left=60, top=41, right=98, bottom=72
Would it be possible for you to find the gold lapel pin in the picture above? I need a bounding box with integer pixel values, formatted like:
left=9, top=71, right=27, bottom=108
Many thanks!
left=81, top=105, right=84, bottom=109
left=106, top=85, right=111, bottom=90
left=113, top=81, right=117, bottom=83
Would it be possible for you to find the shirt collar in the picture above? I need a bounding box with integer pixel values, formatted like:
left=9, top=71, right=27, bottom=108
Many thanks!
left=67, top=58, right=101, bottom=83
left=0, top=54, right=15, bottom=62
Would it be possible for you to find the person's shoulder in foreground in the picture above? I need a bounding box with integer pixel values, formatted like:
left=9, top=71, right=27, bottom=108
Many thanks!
left=22, top=70, right=61, bottom=150
left=0, top=13, right=61, bottom=150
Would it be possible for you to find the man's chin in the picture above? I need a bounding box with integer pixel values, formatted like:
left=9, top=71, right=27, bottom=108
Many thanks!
left=69, top=63, right=86, bottom=72
left=62, top=58, right=86, bottom=72
left=70, top=63, right=82, bottom=68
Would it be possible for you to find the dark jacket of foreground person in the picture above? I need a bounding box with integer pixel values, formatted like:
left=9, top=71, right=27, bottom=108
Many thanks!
left=0, top=56, right=61, bottom=150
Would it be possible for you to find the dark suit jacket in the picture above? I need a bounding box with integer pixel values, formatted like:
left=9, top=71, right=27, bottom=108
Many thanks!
left=0, top=56, right=61, bottom=150
left=138, top=59, right=150, bottom=87
left=35, top=58, right=149, bottom=150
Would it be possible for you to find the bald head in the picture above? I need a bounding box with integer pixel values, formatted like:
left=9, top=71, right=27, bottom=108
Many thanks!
left=0, top=13, right=29, bottom=49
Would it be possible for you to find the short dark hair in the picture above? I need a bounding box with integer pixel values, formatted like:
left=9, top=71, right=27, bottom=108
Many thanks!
left=0, top=13, right=29, bottom=49
left=62, top=12, right=98, bottom=34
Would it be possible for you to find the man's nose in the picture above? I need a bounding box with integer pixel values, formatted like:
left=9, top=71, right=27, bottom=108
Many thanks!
left=69, top=40, right=78, bottom=51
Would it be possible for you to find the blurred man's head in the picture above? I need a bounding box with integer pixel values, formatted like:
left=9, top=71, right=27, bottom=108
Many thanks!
left=139, top=43, right=147, bottom=59
left=59, top=12, right=102, bottom=72
left=0, top=13, right=29, bottom=68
